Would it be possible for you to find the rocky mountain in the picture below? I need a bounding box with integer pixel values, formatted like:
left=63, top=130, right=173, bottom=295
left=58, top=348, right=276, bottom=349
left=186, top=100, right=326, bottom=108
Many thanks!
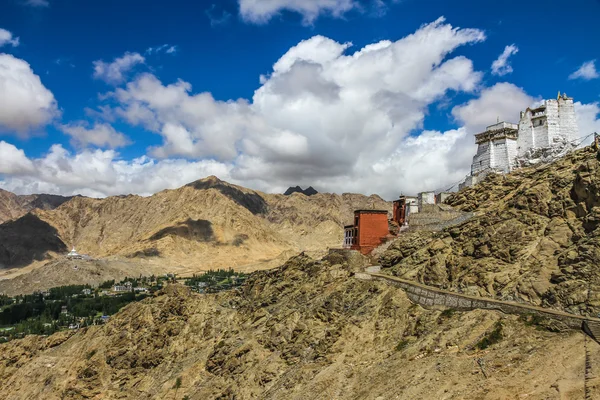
left=3, top=149, right=600, bottom=398
left=284, top=186, right=318, bottom=196
left=0, top=176, right=390, bottom=292
left=0, top=253, right=596, bottom=399
left=380, top=145, right=600, bottom=316
left=0, top=189, right=74, bottom=224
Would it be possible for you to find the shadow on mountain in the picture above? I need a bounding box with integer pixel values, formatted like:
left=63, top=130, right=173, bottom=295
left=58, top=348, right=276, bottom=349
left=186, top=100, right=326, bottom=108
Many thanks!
left=149, top=219, right=215, bottom=242
left=187, top=178, right=268, bottom=215
left=0, top=213, right=67, bottom=268
left=29, top=194, right=77, bottom=210
left=127, top=247, right=161, bottom=258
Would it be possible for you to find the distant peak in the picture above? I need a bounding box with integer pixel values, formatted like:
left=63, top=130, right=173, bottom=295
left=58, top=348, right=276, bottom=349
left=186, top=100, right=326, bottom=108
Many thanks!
left=202, top=175, right=223, bottom=184
left=186, top=175, right=226, bottom=189
left=284, top=186, right=319, bottom=196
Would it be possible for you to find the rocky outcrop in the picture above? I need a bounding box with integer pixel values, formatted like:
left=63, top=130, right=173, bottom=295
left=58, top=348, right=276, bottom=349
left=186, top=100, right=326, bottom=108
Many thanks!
left=380, top=146, right=600, bottom=316
left=0, top=254, right=595, bottom=399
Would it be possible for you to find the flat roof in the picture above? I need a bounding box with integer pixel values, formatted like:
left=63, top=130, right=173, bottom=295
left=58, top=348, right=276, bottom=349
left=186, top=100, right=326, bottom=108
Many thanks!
left=354, top=209, right=388, bottom=214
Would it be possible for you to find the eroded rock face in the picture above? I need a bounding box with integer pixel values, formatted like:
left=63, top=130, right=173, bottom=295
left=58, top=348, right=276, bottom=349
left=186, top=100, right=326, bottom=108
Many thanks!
left=381, top=146, right=600, bottom=315
left=0, top=255, right=595, bottom=399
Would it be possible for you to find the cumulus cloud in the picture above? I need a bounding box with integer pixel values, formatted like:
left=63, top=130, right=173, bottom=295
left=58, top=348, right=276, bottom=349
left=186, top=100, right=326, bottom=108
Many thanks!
left=59, top=122, right=131, bottom=149
left=0, top=141, right=35, bottom=174
left=452, top=82, right=534, bottom=132
left=0, top=28, right=20, bottom=48
left=239, top=0, right=358, bottom=24
left=0, top=54, right=59, bottom=134
left=0, top=144, right=231, bottom=197
left=491, top=44, right=518, bottom=76
left=575, top=102, right=600, bottom=145
left=83, top=17, right=485, bottom=198
left=569, top=60, right=599, bottom=81
left=93, top=52, right=145, bottom=85
left=11, top=18, right=592, bottom=200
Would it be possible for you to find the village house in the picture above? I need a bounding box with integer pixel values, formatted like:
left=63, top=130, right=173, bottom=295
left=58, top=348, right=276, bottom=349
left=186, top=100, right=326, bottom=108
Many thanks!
left=66, top=247, right=93, bottom=261
left=343, top=210, right=390, bottom=255
left=343, top=190, right=464, bottom=255
left=113, top=282, right=133, bottom=293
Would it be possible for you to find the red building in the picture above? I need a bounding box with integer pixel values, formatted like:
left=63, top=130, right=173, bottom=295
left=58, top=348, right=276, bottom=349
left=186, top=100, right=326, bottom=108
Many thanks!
left=344, top=210, right=390, bottom=255
left=392, top=195, right=418, bottom=227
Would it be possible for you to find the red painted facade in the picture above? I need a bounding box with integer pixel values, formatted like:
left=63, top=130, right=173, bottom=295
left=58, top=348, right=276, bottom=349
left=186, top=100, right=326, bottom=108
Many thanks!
left=392, top=196, right=407, bottom=226
left=350, top=210, right=389, bottom=255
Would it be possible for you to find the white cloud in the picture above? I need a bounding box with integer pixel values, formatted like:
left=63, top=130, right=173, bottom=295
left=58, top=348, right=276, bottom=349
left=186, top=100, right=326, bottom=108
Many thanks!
left=3, top=12, right=599, bottom=200
left=0, top=141, right=35, bottom=174
left=239, top=0, right=400, bottom=24
left=82, top=17, right=485, bottom=198
left=569, top=60, right=599, bottom=81
left=0, top=144, right=232, bottom=197
left=145, top=44, right=178, bottom=55
left=491, top=44, right=518, bottom=76
left=451, top=82, right=534, bottom=132
left=0, top=54, right=59, bottom=134
left=14, top=18, right=592, bottom=200
left=93, top=52, right=145, bottom=85
left=239, top=0, right=358, bottom=24
left=575, top=102, right=600, bottom=145
left=59, top=122, right=131, bottom=149
left=0, top=28, right=20, bottom=48
left=24, top=0, right=49, bottom=7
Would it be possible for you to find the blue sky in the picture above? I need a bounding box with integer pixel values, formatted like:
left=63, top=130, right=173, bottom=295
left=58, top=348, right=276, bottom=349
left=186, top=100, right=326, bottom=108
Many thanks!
left=0, top=0, right=599, bottom=198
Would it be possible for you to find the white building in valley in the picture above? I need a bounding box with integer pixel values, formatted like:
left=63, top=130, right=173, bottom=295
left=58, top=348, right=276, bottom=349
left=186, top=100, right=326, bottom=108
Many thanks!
left=461, top=92, right=579, bottom=189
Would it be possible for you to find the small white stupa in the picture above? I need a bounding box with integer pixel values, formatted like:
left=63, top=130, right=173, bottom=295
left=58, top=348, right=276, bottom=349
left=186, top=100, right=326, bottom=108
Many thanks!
left=67, top=247, right=81, bottom=259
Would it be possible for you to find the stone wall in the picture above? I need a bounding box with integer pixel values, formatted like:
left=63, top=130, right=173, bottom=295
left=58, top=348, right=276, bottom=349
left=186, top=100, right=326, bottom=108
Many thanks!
left=417, top=192, right=435, bottom=209
left=471, top=141, right=491, bottom=175
left=367, top=273, right=600, bottom=332
left=407, top=211, right=474, bottom=232
left=558, top=96, right=578, bottom=143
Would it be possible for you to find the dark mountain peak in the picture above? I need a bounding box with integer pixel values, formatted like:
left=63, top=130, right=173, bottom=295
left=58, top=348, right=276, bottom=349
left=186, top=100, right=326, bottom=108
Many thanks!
left=284, top=186, right=319, bottom=196
left=284, top=186, right=303, bottom=196
left=303, top=186, right=318, bottom=196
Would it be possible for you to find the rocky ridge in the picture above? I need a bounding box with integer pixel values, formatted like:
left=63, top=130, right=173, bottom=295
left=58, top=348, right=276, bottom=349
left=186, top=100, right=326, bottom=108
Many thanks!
left=0, top=189, right=74, bottom=224
left=380, top=146, right=600, bottom=316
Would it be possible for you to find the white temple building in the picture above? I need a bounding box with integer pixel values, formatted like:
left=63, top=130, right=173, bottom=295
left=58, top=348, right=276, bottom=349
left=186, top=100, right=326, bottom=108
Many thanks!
left=66, top=247, right=92, bottom=260
left=67, top=247, right=81, bottom=259
left=460, top=92, right=579, bottom=189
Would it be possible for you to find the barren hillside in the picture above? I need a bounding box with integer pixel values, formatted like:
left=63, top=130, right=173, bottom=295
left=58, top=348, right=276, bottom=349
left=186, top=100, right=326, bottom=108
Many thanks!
left=0, top=189, right=74, bottom=224
left=0, top=254, right=596, bottom=399
left=0, top=176, right=390, bottom=291
left=380, top=146, right=600, bottom=316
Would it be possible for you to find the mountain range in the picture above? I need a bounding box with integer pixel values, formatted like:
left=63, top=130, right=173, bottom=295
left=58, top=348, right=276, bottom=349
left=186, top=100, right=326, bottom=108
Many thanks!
left=0, top=176, right=390, bottom=294
left=1, top=147, right=600, bottom=398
